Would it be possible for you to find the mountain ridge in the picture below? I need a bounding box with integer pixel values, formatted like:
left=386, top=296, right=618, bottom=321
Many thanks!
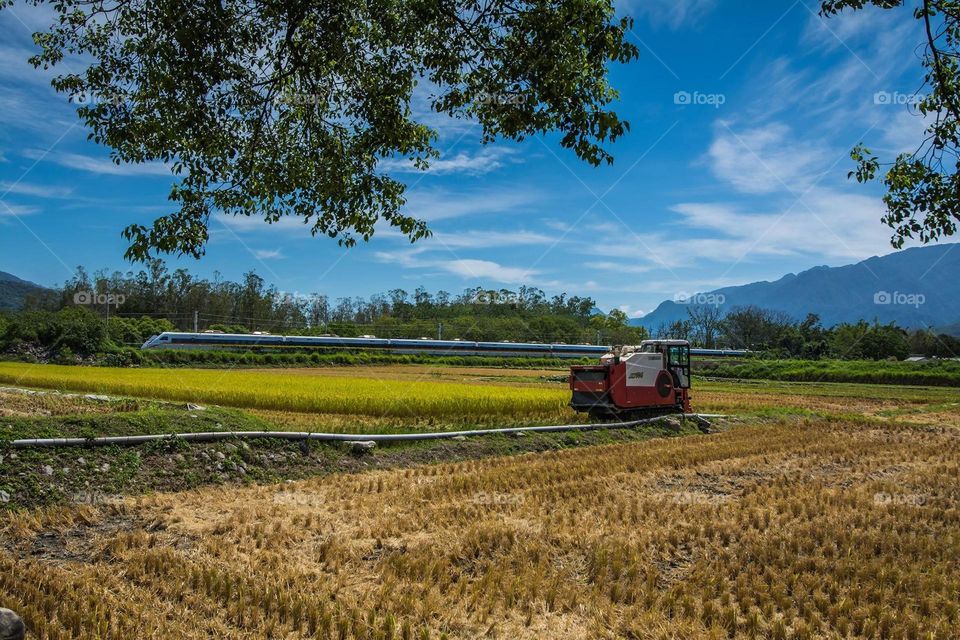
left=633, top=244, right=960, bottom=333
left=0, top=271, right=52, bottom=311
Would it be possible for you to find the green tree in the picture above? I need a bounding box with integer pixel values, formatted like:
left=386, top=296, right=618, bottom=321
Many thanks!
left=829, top=320, right=910, bottom=360
left=821, top=0, right=960, bottom=246
left=686, top=304, right=724, bottom=348
left=722, top=305, right=792, bottom=350
left=10, top=0, right=638, bottom=261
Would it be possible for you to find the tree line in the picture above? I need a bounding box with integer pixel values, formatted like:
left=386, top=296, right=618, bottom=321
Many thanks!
left=9, top=262, right=647, bottom=352
left=659, top=305, right=959, bottom=361
left=4, top=263, right=957, bottom=361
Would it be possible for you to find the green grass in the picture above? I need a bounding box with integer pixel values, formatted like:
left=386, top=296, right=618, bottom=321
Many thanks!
left=0, top=406, right=274, bottom=442
left=696, top=377, right=960, bottom=402
left=698, top=358, right=960, bottom=386
left=97, top=347, right=593, bottom=370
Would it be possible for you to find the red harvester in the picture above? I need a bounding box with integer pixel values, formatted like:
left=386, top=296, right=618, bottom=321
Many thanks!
left=569, top=340, right=691, bottom=420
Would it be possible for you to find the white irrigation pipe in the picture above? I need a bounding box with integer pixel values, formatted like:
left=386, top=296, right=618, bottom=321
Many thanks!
left=8, top=414, right=722, bottom=448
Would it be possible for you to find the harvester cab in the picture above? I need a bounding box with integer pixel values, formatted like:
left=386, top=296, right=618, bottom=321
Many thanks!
left=569, top=339, right=691, bottom=419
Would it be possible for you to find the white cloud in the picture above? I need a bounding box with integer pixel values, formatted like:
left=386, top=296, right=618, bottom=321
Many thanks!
left=0, top=46, right=41, bottom=85
left=404, top=186, right=541, bottom=222
left=442, top=259, right=536, bottom=283
left=0, top=44, right=78, bottom=138
left=23, top=149, right=171, bottom=176
left=740, top=5, right=919, bottom=136
left=706, top=121, right=830, bottom=195
left=218, top=188, right=546, bottom=242
left=374, top=249, right=539, bottom=284
left=618, top=304, right=648, bottom=319
left=1, top=3, right=60, bottom=37
left=408, top=79, right=480, bottom=140
left=801, top=3, right=915, bottom=56
left=879, top=109, right=931, bottom=155
left=253, top=249, right=284, bottom=260
left=381, top=146, right=518, bottom=176
left=584, top=261, right=653, bottom=275
left=0, top=181, right=73, bottom=198
left=543, top=219, right=573, bottom=232
left=219, top=214, right=311, bottom=234
left=628, top=0, right=717, bottom=29
left=431, top=229, right=557, bottom=249
left=665, top=187, right=895, bottom=262
left=0, top=201, right=40, bottom=217
left=572, top=184, right=898, bottom=283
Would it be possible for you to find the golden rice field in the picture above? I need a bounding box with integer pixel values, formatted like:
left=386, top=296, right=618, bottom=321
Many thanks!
left=3, top=362, right=958, bottom=429
left=0, top=362, right=569, bottom=420
left=2, top=416, right=958, bottom=639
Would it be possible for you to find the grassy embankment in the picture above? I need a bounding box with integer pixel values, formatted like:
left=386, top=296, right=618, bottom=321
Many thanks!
left=699, top=358, right=960, bottom=386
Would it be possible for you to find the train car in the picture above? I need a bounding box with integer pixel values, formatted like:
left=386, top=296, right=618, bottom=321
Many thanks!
left=140, top=332, right=613, bottom=359
left=141, top=332, right=750, bottom=360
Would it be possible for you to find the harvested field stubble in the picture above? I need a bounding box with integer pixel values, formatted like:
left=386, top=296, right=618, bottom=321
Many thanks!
left=2, top=417, right=959, bottom=638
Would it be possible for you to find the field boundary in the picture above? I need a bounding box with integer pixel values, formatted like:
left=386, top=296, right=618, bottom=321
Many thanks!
left=10, top=414, right=718, bottom=448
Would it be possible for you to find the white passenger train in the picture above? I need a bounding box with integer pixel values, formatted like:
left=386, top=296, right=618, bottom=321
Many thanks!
left=140, top=331, right=750, bottom=359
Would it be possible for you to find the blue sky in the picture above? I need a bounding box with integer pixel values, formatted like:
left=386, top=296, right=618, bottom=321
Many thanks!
left=0, top=0, right=929, bottom=317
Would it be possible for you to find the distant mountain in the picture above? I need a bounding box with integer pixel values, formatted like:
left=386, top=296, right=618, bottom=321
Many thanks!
left=634, top=244, right=960, bottom=332
left=938, top=321, right=960, bottom=337
left=0, top=271, right=51, bottom=311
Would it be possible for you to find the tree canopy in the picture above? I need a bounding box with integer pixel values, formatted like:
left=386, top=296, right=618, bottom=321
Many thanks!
left=821, top=0, right=960, bottom=247
left=7, top=0, right=637, bottom=260
left=13, top=263, right=645, bottom=345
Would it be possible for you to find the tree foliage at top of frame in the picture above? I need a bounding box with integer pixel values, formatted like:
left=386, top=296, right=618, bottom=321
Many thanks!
left=6, top=0, right=638, bottom=260
left=822, top=0, right=960, bottom=247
